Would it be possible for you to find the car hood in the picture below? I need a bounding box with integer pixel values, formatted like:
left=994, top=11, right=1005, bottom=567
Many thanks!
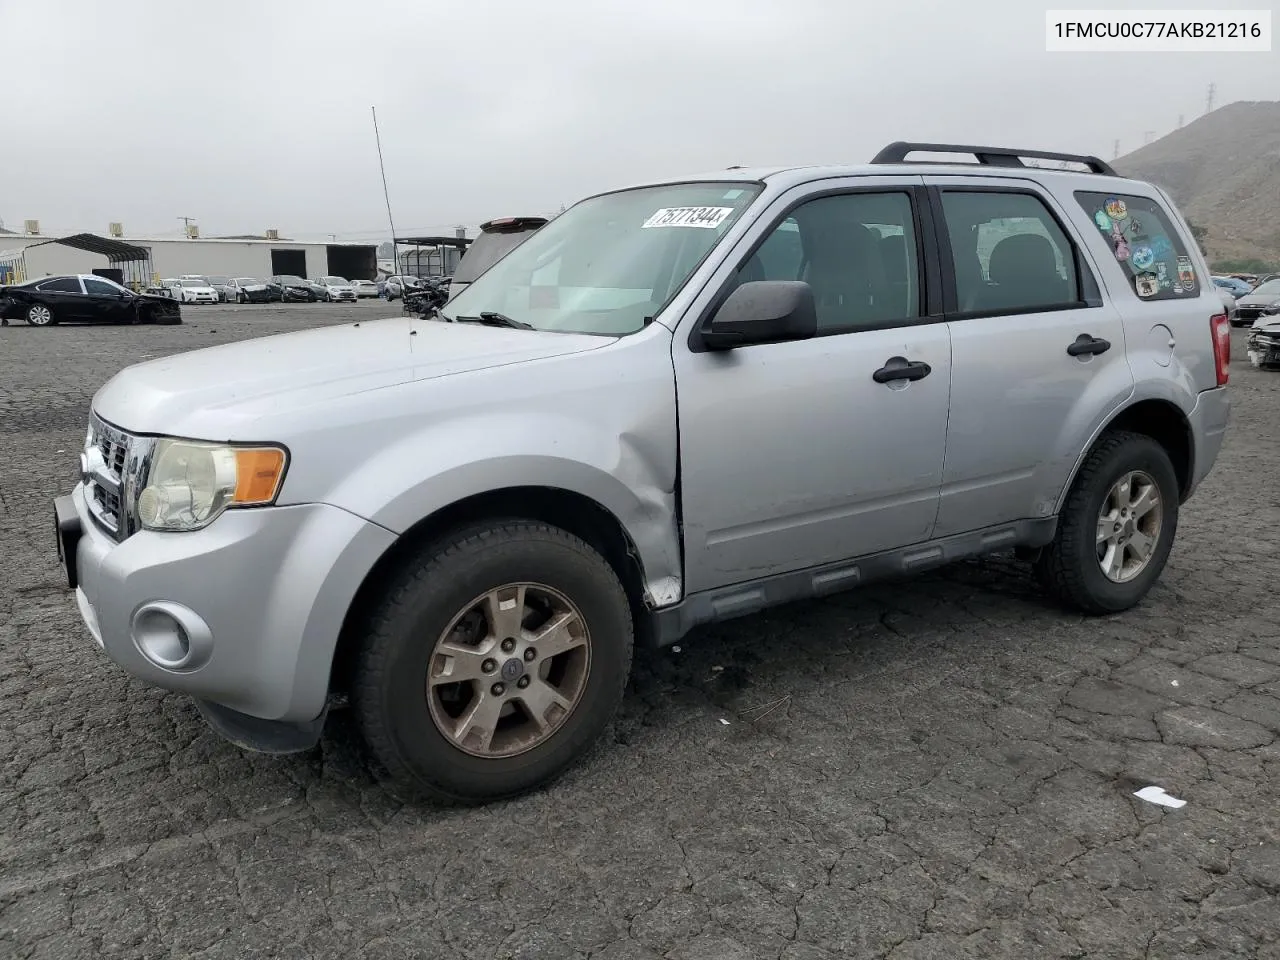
left=1252, top=316, right=1280, bottom=331
left=1239, top=294, right=1280, bottom=308
left=92, top=316, right=610, bottom=438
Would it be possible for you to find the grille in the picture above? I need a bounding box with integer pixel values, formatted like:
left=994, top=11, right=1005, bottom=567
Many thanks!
left=1237, top=308, right=1261, bottom=322
left=83, top=415, right=138, bottom=542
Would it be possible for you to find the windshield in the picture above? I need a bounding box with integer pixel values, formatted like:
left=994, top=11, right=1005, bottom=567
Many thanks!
left=206, top=276, right=230, bottom=284
left=321, top=276, right=346, bottom=284
left=442, top=182, right=762, bottom=335
left=179, top=279, right=207, bottom=287
left=279, top=276, right=304, bottom=284
left=1251, top=279, right=1280, bottom=296
left=235, top=277, right=258, bottom=284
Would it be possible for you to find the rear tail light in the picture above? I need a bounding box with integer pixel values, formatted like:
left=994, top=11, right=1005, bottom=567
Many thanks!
left=1211, top=311, right=1231, bottom=386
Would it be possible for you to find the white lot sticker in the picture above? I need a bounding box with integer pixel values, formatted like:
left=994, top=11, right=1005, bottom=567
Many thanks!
left=642, top=206, right=734, bottom=229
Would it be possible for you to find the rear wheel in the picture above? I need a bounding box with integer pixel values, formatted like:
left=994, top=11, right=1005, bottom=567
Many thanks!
left=353, top=521, right=634, bottom=804
left=1036, top=430, right=1179, bottom=614
left=26, top=303, right=55, bottom=326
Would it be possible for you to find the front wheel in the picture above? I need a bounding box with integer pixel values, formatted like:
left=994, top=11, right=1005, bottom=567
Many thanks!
left=1035, top=430, right=1179, bottom=615
left=26, top=303, right=55, bottom=326
left=353, top=521, right=634, bottom=804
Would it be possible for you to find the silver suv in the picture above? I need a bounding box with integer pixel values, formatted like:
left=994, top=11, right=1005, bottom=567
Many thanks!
left=54, top=142, right=1232, bottom=803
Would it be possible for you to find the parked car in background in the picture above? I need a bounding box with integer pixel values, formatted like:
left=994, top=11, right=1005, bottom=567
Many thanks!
left=1233, top=277, right=1280, bottom=328
left=202, top=276, right=237, bottom=302
left=447, top=216, right=548, bottom=301
left=162, top=278, right=220, bottom=304
left=351, top=279, right=380, bottom=298
left=0, top=274, right=181, bottom=325
left=227, top=277, right=274, bottom=304
left=268, top=275, right=318, bottom=302
left=1228, top=273, right=1259, bottom=287
left=381, top=275, right=426, bottom=301
left=312, top=276, right=357, bottom=302
left=1247, top=313, right=1280, bottom=369
left=1212, top=275, right=1253, bottom=299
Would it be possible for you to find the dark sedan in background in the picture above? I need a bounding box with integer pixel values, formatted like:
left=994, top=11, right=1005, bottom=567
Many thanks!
left=0, top=275, right=182, bottom=326
left=267, top=275, right=318, bottom=302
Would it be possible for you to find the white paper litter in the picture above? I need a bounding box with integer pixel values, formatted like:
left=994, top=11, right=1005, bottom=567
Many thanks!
left=672, top=645, right=681, bottom=653
left=719, top=718, right=730, bottom=726
left=1134, top=785, right=1186, bottom=809
left=1171, top=680, right=1180, bottom=687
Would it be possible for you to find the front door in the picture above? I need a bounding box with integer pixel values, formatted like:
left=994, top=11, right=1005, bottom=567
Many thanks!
left=924, top=176, right=1135, bottom=536
left=81, top=276, right=130, bottom=323
left=674, top=182, right=953, bottom=594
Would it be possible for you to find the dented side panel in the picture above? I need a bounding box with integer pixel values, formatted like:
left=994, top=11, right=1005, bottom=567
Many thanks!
left=274, top=328, right=686, bottom=607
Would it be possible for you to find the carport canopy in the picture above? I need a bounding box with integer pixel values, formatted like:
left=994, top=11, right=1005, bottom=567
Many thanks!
left=45, top=233, right=151, bottom=263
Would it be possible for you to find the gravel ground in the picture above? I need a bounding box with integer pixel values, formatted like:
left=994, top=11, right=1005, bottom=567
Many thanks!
left=1, top=301, right=1278, bottom=960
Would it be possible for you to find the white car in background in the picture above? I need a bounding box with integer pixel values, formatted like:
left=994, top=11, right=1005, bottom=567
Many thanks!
left=351, top=279, right=380, bottom=298
left=161, top=278, right=219, bottom=304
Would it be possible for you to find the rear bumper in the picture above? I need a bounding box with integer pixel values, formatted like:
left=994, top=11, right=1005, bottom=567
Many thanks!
left=1186, top=386, right=1230, bottom=499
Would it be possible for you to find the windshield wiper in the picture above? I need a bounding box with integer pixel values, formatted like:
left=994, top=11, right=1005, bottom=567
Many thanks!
left=453, top=311, right=535, bottom=330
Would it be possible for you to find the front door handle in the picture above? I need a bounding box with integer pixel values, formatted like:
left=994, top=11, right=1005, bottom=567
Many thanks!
left=1067, top=334, right=1111, bottom=357
left=873, top=356, right=932, bottom=384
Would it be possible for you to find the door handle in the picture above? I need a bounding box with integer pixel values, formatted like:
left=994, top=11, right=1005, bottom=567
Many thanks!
left=873, top=356, right=932, bottom=383
left=1067, top=334, right=1111, bottom=357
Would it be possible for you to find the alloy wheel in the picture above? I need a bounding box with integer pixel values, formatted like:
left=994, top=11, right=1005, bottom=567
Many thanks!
left=27, top=304, right=52, bottom=326
left=1096, top=470, right=1163, bottom=583
left=426, top=582, right=591, bottom=758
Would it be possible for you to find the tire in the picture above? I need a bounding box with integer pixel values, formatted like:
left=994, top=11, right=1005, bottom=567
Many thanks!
left=25, top=303, right=55, bottom=326
left=353, top=520, right=634, bottom=804
left=1035, top=430, right=1179, bottom=615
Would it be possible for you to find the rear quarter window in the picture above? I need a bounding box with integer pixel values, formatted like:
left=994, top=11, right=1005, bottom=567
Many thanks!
left=1074, top=191, right=1201, bottom=302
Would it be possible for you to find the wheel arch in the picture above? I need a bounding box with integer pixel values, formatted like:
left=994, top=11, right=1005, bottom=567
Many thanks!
left=1056, top=397, right=1194, bottom=512
left=327, top=485, right=655, bottom=701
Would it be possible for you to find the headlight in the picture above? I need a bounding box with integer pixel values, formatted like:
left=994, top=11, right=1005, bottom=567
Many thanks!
left=136, top=438, right=288, bottom=532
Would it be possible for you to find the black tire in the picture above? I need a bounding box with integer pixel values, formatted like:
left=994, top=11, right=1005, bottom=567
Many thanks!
left=25, top=303, right=56, bottom=326
left=1035, top=430, right=1179, bottom=615
left=353, top=521, right=634, bottom=804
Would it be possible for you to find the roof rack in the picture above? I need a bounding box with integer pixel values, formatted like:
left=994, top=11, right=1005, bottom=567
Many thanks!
left=871, top=141, right=1117, bottom=177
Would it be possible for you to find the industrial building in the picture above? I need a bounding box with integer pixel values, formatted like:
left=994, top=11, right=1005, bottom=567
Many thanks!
left=0, top=224, right=377, bottom=286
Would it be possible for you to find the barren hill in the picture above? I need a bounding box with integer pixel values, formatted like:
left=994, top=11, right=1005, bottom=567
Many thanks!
left=1113, top=100, right=1280, bottom=266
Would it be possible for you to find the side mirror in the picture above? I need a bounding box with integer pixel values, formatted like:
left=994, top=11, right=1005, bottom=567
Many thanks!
left=700, top=280, right=818, bottom=351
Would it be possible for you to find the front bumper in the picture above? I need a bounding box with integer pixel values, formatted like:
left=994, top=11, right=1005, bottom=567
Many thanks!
left=1186, top=386, right=1230, bottom=498
left=57, top=483, right=396, bottom=727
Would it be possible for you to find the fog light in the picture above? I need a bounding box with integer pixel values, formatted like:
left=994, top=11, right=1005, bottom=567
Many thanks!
left=131, top=601, right=213, bottom=671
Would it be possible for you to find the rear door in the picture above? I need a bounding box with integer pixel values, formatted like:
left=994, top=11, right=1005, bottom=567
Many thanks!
left=36, top=276, right=89, bottom=319
left=924, top=175, right=1134, bottom=537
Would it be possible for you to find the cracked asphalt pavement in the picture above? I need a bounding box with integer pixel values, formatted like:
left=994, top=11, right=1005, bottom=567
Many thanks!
left=2, top=301, right=1278, bottom=959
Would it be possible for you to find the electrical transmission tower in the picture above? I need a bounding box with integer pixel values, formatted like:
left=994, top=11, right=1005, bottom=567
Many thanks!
left=1205, top=82, right=1216, bottom=114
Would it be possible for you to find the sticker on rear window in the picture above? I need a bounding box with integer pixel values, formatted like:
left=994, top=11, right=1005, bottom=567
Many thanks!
left=642, top=207, right=734, bottom=229
left=1177, top=256, right=1196, bottom=287
left=1135, top=273, right=1159, bottom=298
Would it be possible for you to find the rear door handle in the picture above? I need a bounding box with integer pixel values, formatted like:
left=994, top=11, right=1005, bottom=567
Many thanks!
left=873, top=356, right=932, bottom=383
left=1067, top=334, right=1111, bottom=357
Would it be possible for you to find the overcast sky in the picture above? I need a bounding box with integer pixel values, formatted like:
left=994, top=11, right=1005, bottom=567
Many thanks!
left=1, top=0, right=1275, bottom=241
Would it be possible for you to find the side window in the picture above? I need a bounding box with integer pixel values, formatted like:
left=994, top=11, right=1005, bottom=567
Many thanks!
left=738, top=191, right=920, bottom=331
left=1074, top=190, right=1201, bottom=301
left=83, top=278, right=120, bottom=296
left=939, top=191, right=1080, bottom=315
left=37, top=277, right=83, bottom=293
